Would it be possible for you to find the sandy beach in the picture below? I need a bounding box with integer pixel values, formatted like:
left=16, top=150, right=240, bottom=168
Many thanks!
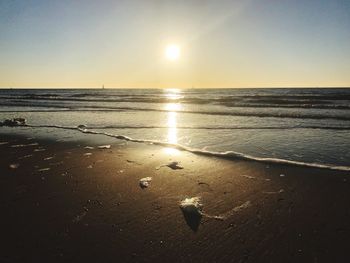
left=1, top=133, right=349, bottom=263
left=2, top=0, right=350, bottom=261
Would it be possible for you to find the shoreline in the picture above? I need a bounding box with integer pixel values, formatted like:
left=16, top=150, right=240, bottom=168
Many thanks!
left=2, top=124, right=350, bottom=172
left=1, top=133, right=350, bottom=262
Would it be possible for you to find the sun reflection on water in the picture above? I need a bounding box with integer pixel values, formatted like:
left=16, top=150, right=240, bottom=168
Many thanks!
left=167, top=111, right=177, bottom=144
left=164, top=88, right=183, bottom=101
left=163, top=90, right=182, bottom=155
left=164, top=103, right=182, bottom=111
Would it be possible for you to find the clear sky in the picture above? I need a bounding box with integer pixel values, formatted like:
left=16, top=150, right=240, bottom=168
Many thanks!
left=0, top=0, right=349, bottom=88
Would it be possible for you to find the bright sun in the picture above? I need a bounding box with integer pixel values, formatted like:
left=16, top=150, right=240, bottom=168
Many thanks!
left=165, top=44, right=180, bottom=61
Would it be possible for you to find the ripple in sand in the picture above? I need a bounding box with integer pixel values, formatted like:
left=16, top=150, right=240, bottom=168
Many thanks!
left=239, top=174, right=256, bottom=179
left=127, top=159, right=142, bottom=165
left=11, top=143, right=39, bottom=148
left=34, top=148, right=46, bottom=152
left=72, top=211, right=87, bottom=223
left=263, top=189, right=284, bottom=194
left=18, top=154, right=33, bottom=159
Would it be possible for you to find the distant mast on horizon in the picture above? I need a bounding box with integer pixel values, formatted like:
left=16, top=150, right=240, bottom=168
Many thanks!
left=102, top=84, right=105, bottom=89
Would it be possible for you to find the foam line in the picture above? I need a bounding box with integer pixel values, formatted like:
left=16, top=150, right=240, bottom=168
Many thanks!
left=19, top=123, right=350, bottom=172
left=77, top=125, right=350, bottom=130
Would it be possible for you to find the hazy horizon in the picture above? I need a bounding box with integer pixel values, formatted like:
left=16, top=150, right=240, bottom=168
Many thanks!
left=1, top=0, right=350, bottom=88
left=1, top=86, right=350, bottom=90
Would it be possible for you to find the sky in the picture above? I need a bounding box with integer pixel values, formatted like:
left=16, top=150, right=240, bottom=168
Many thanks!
left=0, top=0, right=349, bottom=88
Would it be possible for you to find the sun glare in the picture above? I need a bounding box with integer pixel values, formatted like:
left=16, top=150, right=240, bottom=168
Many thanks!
left=165, top=44, right=180, bottom=60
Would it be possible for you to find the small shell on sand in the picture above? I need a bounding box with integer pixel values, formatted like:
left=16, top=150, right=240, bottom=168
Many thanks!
left=84, top=146, right=94, bottom=150
left=98, top=145, right=111, bottom=149
left=9, top=163, right=20, bottom=169
left=38, top=168, right=50, bottom=172
left=139, top=177, right=152, bottom=188
left=34, top=148, right=45, bottom=152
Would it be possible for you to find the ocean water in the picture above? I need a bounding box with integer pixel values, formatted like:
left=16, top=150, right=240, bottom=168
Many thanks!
left=0, top=88, right=349, bottom=170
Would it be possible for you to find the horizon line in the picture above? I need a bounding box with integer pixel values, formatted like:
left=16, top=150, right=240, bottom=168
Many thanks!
left=1, top=86, right=350, bottom=89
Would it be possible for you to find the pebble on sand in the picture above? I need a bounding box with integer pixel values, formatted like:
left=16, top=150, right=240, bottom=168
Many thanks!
left=139, top=177, right=152, bottom=188
left=9, top=163, right=20, bottom=169
left=84, top=146, right=94, bottom=150
left=98, top=145, right=111, bottom=149
left=179, top=197, right=203, bottom=215
left=165, top=161, right=184, bottom=170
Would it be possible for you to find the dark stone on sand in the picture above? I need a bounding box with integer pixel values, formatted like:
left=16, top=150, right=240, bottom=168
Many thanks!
left=1, top=118, right=26, bottom=127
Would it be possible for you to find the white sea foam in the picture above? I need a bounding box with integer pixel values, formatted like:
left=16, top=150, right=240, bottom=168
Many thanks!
left=11, top=143, right=38, bottom=148
left=10, top=123, right=350, bottom=172
left=207, top=201, right=252, bottom=220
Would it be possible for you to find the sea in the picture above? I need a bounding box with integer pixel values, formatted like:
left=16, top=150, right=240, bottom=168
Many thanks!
left=0, top=88, right=349, bottom=171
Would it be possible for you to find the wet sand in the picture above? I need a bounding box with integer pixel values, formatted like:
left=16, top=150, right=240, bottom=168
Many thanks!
left=1, top=134, right=350, bottom=263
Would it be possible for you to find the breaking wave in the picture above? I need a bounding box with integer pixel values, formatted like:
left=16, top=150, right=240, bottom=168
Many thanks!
left=1, top=104, right=350, bottom=121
